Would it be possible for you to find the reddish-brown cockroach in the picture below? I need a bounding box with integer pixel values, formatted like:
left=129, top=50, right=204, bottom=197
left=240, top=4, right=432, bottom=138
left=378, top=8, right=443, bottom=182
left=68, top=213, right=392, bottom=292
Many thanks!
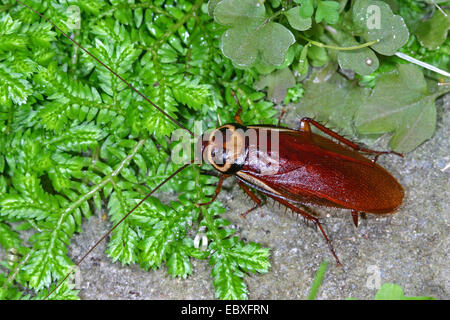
left=18, top=1, right=404, bottom=299
left=196, top=98, right=404, bottom=265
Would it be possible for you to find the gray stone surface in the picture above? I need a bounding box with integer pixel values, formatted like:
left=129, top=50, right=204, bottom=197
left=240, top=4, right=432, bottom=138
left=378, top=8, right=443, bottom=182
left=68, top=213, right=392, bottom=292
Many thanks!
left=72, top=94, right=449, bottom=300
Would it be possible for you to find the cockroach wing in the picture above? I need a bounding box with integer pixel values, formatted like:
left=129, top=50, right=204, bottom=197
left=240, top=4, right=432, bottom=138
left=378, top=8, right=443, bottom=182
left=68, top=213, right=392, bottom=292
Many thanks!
left=236, top=127, right=404, bottom=214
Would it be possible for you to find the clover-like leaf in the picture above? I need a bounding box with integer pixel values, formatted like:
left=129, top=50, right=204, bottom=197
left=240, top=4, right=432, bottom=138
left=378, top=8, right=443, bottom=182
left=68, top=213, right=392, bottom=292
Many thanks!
left=254, top=68, right=296, bottom=103
left=415, top=9, right=449, bottom=50
left=285, top=6, right=312, bottom=31
left=215, top=0, right=295, bottom=67
left=338, top=47, right=378, bottom=75
left=315, top=0, right=340, bottom=25
left=213, top=0, right=265, bottom=27
left=220, top=22, right=295, bottom=67
left=207, top=0, right=223, bottom=17
left=253, top=43, right=299, bottom=74
left=307, top=45, right=329, bottom=67
left=352, top=0, right=409, bottom=55
left=297, top=0, right=314, bottom=18
left=337, top=34, right=379, bottom=75
left=257, top=23, right=296, bottom=66
left=220, top=24, right=260, bottom=67
left=296, top=70, right=370, bottom=138
left=355, top=64, right=450, bottom=153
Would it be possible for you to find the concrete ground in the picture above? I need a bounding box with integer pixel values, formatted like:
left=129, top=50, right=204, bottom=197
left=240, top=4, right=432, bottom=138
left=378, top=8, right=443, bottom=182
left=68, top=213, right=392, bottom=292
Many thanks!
left=71, top=94, right=449, bottom=300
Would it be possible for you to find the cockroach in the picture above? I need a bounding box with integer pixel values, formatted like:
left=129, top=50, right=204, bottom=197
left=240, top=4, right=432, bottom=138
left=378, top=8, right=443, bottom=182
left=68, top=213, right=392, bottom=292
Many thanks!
left=195, top=97, right=404, bottom=265
left=17, top=1, right=404, bottom=299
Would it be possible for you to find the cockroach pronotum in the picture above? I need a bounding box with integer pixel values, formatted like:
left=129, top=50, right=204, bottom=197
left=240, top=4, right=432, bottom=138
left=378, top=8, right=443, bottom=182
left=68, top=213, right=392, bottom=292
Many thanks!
left=16, top=1, right=405, bottom=299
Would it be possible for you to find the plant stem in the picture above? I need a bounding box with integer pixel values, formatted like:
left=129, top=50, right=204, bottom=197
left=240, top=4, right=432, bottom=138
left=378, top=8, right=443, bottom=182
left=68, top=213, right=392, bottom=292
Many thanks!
left=298, top=34, right=378, bottom=51
left=156, top=0, right=204, bottom=48
left=46, top=140, right=145, bottom=279
left=0, top=141, right=145, bottom=294
left=2, top=250, right=32, bottom=292
left=268, top=10, right=283, bottom=22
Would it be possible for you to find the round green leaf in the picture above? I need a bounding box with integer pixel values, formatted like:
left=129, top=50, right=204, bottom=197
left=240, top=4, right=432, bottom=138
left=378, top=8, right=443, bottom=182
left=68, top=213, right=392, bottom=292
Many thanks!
left=415, top=9, right=450, bottom=50
left=220, top=21, right=295, bottom=67
left=352, top=0, right=409, bottom=56
left=214, top=0, right=265, bottom=26
left=299, top=0, right=314, bottom=18
left=355, top=64, right=449, bottom=153
left=285, top=6, right=312, bottom=31
left=315, top=0, right=340, bottom=25
left=221, top=24, right=259, bottom=66
left=216, top=0, right=295, bottom=67
left=257, top=22, right=296, bottom=66
left=307, top=45, right=328, bottom=67
left=254, top=68, right=296, bottom=103
left=207, top=0, right=224, bottom=17
left=337, top=35, right=379, bottom=75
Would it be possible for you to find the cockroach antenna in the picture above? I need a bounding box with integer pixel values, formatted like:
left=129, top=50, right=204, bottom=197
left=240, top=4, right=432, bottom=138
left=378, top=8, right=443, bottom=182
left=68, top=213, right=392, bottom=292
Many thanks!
left=15, top=0, right=194, bottom=137
left=16, top=0, right=410, bottom=298
left=14, top=0, right=195, bottom=299
left=45, top=163, right=190, bottom=299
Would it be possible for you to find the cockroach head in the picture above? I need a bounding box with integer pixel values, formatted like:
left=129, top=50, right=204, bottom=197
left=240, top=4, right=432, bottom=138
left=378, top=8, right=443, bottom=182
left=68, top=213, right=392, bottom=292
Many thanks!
left=196, top=123, right=248, bottom=174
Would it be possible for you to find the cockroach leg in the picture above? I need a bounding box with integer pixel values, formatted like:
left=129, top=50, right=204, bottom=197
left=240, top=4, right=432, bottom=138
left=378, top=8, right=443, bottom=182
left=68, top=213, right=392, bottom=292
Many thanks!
left=269, top=195, right=342, bottom=266
left=237, top=180, right=263, bottom=218
left=196, top=174, right=229, bottom=206
left=298, top=117, right=404, bottom=161
left=277, top=109, right=287, bottom=126
left=351, top=210, right=359, bottom=228
left=231, top=91, right=243, bottom=125
left=297, top=117, right=312, bottom=134
left=370, top=151, right=404, bottom=163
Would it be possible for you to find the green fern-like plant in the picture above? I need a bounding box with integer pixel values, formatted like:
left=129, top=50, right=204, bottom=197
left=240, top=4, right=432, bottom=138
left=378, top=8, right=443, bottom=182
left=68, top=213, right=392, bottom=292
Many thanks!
left=0, top=0, right=275, bottom=300
left=3, top=0, right=445, bottom=301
